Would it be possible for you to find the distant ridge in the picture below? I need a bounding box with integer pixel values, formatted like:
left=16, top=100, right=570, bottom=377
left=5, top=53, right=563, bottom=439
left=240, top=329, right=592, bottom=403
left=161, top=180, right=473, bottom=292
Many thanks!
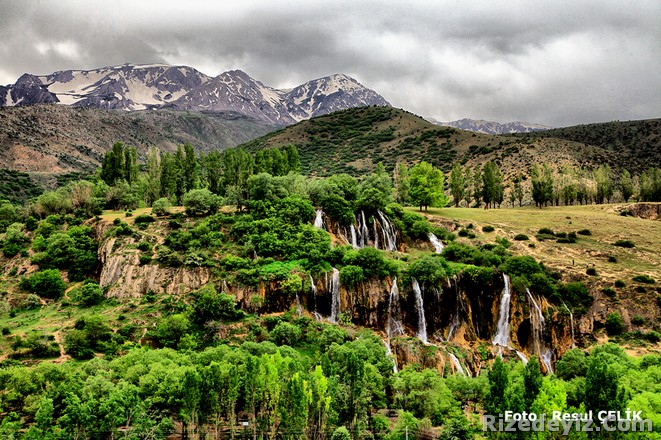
left=0, top=63, right=390, bottom=125
left=428, top=117, right=552, bottom=134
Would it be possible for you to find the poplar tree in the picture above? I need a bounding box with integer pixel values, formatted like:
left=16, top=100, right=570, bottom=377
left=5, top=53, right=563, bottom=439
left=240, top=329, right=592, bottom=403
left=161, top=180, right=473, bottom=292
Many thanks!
left=449, top=162, right=465, bottom=207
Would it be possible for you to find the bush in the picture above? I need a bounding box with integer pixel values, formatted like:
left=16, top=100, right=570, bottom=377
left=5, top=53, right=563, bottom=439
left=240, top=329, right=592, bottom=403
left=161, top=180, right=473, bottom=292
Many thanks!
left=608, top=255, right=617, bottom=263
left=614, top=280, right=626, bottom=288
left=500, top=256, right=542, bottom=278
left=74, top=282, right=104, bottom=307
left=482, top=225, right=495, bottom=233
left=407, top=255, right=448, bottom=285
left=601, top=288, right=617, bottom=298
left=139, top=254, right=152, bottom=265
left=577, top=229, right=592, bottom=236
left=633, top=274, right=655, bottom=284
left=20, top=269, right=66, bottom=299
left=270, top=322, right=302, bottom=346
left=134, top=214, right=155, bottom=225
left=586, top=267, right=597, bottom=276
left=340, top=265, right=365, bottom=288
left=613, top=240, right=635, bottom=248
left=605, top=312, right=625, bottom=335
left=458, top=229, right=469, bottom=237
left=137, top=241, right=151, bottom=252
left=191, top=284, right=241, bottom=324
left=332, top=427, right=352, bottom=440
left=538, top=227, right=555, bottom=235
left=632, top=315, right=644, bottom=326
left=513, top=234, right=529, bottom=241
left=183, top=189, right=220, bottom=216
left=151, top=198, right=171, bottom=216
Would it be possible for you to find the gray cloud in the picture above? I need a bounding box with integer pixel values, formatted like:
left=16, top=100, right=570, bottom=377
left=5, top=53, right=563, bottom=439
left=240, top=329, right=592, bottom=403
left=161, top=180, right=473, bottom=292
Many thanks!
left=0, top=0, right=659, bottom=126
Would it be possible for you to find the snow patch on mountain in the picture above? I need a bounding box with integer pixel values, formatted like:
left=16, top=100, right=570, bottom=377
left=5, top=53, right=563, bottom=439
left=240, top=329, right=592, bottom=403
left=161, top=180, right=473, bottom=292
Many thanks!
left=428, top=117, right=552, bottom=134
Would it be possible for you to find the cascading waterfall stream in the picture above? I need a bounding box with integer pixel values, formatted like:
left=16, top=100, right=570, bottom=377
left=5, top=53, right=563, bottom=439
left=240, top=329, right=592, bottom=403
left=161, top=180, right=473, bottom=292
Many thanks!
left=310, top=274, right=323, bottom=321
left=383, top=339, right=398, bottom=373
left=329, top=268, right=341, bottom=323
left=377, top=210, right=397, bottom=251
left=360, top=211, right=370, bottom=248
left=350, top=225, right=359, bottom=249
left=412, top=278, right=428, bottom=344
left=492, top=274, right=512, bottom=347
left=428, top=232, right=444, bottom=254
left=313, top=209, right=324, bottom=229
left=527, top=287, right=553, bottom=373
left=447, top=276, right=462, bottom=341
left=373, top=218, right=379, bottom=249
left=387, top=278, right=404, bottom=339
left=515, top=351, right=529, bottom=364
left=563, top=302, right=576, bottom=348
left=449, top=353, right=468, bottom=377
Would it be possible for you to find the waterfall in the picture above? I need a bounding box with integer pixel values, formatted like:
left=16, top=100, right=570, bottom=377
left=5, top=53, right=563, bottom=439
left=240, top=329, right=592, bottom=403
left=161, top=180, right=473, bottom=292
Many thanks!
left=527, top=287, right=553, bottom=373
left=350, top=225, right=359, bottom=249
left=313, top=209, right=324, bottom=229
left=360, top=211, right=370, bottom=248
left=373, top=218, right=379, bottom=249
left=222, top=280, right=229, bottom=293
left=449, top=353, right=467, bottom=377
left=295, top=292, right=302, bottom=316
left=329, top=268, right=341, bottom=323
left=448, top=277, right=461, bottom=341
left=515, top=350, right=529, bottom=365
left=310, top=274, right=322, bottom=321
left=563, top=302, right=576, bottom=348
left=428, top=232, right=444, bottom=254
left=387, top=278, right=404, bottom=338
left=412, top=278, right=428, bottom=344
left=383, top=339, right=398, bottom=373
left=492, top=274, right=512, bottom=347
left=377, top=210, right=397, bottom=251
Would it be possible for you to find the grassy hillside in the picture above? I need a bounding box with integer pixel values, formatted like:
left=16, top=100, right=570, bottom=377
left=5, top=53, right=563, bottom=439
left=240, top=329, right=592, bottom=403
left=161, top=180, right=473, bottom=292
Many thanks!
left=240, top=106, right=658, bottom=179
left=0, top=105, right=278, bottom=174
left=517, top=118, right=661, bottom=172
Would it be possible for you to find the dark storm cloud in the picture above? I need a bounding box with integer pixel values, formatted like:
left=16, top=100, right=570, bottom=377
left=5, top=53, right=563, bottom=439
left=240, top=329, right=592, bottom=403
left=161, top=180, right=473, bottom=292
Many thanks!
left=0, top=0, right=659, bottom=126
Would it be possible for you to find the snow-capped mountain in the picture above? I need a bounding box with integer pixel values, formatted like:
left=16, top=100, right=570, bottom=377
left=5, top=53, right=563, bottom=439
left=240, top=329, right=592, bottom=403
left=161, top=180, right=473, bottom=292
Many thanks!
left=0, top=64, right=389, bottom=125
left=428, top=117, right=552, bottom=134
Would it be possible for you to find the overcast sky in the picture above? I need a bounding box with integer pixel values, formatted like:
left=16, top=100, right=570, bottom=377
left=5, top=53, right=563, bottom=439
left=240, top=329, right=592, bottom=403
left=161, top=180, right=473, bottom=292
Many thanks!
left=0, top=0, right=659, bottom=127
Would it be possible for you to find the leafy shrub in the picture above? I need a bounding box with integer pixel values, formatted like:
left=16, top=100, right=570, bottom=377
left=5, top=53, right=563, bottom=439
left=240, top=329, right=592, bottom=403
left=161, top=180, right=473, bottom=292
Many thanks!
left=65, top=315, right=114, bottom=359
left=555, top=348, right=587, bottom=380
left=139, top=254, right=152, bottom=265
left=458, top=229, right=469, bottom=237
left=407, top=255, right=448, bottom=285
left=191, top=284, right=241, bottom=324
left=20, top=269, right=66, bottom=299
left=605, top=313, right=625, bottom=335
left=134, top=214, right=155, bottom=225
left=513, top=234, right=529, bottom=241
left=151, top=198, right=171, bottom=216
left=613, top=240, right=635, bottom=248
left=183, top=188, right=220, bottom=216
left=601, top=288, right=617, bottom=298
left=500, top=256, right=542, bottom=278
left=538, top=227, right=555, bottom=235
left=632, top=315, right=644, bottom=326
left=443, top=242, right=503, bottom=267
left=586, top=267, right=597, bottom=276
left=577, top=229, right=591, bottom=236
left=152, top=314, right=191, bottom=348
left=608, top=256, right=617, bottom=263
left=73, top=282, right=104, bottom=307
left=482, top=225, right=495, bottom=233
left=632, top=274, right=655, bottom=284
left=340, top=265, right=365, bottom=288
left=137, top=241, right=151, bottom=252
left=342, top=247, right=397, bottom=278
left=614, top=280, right=626, bottom=288
left=270, top=322, right=302, bottom=346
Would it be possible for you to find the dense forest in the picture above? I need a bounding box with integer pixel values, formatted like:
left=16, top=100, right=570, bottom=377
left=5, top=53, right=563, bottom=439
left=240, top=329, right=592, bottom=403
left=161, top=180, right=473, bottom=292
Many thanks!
left=0, top=142, right=660, bottom=439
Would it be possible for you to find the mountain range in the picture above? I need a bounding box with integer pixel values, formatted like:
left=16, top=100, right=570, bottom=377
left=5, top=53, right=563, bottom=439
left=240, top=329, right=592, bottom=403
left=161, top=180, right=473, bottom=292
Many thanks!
left=428, top=117, right=552, bottom=134
left=0, top=63, right=389, bottom=125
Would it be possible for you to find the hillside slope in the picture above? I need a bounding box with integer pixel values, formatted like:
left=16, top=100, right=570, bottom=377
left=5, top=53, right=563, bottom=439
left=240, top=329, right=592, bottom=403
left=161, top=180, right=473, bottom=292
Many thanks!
left=0, top=105, right=277, bottom=174
left=240, top=106, right=657, bottom=178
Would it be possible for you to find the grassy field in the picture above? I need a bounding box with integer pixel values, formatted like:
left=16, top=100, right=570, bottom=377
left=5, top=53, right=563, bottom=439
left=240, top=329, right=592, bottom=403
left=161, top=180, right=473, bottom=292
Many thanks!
left=415, top=203, right=661, bottom=285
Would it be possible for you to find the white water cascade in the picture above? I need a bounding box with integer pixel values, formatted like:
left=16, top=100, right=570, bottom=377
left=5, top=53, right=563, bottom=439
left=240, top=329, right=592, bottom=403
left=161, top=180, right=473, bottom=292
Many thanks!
left=314, top=209, right=325, bottom=229
left=563, top=302, right=576, bottom=348
left=310, top=274, right=323, bottom=321
left=447, top=277, right=462, bottom=341
left=412, top=278, right=428, bottom=344
left=527, top=287, right=553, bottom=373
left=428, top=232, right=444, bottom=254
left=383, top=339, right=398, bottom=373
left=492, top=274, right=512, bottom=347
left=329, top=268, right=341, bottom=323
left=373, top=218, right=379, bottom=249
left=350, top=225, right=359, bottom=249
left=360, top=211, right=370, bottom=248
left=377, top=210, right=397, bottom=251
left=515, top=350, right=529, bottom=365
left=387, top=278, right=404, bottom=339
left=449, top=353, right=468, bottom=377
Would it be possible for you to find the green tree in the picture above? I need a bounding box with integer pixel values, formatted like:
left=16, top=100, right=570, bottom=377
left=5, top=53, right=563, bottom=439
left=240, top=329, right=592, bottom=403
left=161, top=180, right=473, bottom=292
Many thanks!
left=463, top=166, right=473, bottom=206
left=449, top=162, right=465, bottom=207
left=100, top=142, right=126, bottom=185
left=395, top=162, right=411, bottom=204
left=481, top=161, right=504, bottom=208
left=183, top=143, right=199, bottom=191
left=487, top=357, right=508, bottom=415
left=595, top=164, right=614, bottom=204
left=620, top=169, right=633, bottom=202
left=523, top=356, right=543, bottom=409
left=409, top=161, right=448, bottom=211
left=223, top=148, right=254, bottom=210
left=280, top=372, right=308, bottom=439
left=182, top=188, right=220, bottom=216
left=145, top=147, right=162, bottom=205
left=20, top=269, right=66, bottom=299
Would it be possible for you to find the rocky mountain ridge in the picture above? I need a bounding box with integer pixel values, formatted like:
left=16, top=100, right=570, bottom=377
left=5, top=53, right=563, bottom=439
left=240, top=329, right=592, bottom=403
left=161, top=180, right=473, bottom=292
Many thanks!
left=0, top=63, right=389, bottom=125
left=429, top=117, right=552, bottom=134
